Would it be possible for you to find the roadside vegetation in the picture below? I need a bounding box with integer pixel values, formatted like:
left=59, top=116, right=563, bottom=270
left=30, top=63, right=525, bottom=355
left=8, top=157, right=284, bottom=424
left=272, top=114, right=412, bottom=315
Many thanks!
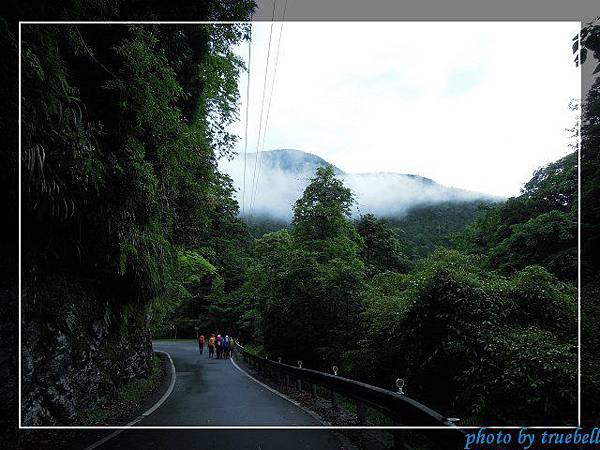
left=237, top=161, right=577, bottom=425
left=79, top=354, right=165, bottom=426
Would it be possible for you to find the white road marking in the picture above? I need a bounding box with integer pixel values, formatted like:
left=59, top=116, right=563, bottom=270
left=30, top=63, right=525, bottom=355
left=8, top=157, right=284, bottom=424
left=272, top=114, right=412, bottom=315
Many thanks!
left=229, top=356, right=327, bottom=425
left=83, top=350, right=176, bottom=449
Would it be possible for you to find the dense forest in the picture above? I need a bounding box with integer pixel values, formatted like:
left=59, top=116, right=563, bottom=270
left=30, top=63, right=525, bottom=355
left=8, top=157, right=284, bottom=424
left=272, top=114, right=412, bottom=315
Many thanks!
left=18, top=14, right=599, bottom=429
left=234, top=161, right=579, bottom=425
left=388, top=200, right=490, bottom=260
left=248, top=199, right=491, bottom=261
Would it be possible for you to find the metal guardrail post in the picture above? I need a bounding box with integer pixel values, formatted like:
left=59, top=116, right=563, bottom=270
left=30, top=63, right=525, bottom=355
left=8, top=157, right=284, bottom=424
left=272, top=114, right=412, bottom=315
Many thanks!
left=311, top=383, right=317, bottom=398
left=297, top=361, right=303, bottom=391
left=277, top=357, right=282, bottom=385
left=331, top=365, right=339, bottom=409
left=396, top=378, right=405, bottom=395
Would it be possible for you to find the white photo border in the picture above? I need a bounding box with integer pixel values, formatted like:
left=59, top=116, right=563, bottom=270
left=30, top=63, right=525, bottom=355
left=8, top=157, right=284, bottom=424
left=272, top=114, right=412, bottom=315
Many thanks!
left=18, top=19, right=583, bottom=431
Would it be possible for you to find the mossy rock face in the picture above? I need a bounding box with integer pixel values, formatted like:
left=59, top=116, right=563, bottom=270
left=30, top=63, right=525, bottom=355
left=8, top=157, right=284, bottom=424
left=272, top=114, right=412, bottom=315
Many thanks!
left=21, top=274, right=153, bottom=426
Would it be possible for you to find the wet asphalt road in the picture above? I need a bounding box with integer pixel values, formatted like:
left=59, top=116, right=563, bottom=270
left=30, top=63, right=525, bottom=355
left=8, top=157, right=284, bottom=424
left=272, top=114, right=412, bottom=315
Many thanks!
left=97, top=340, right=347, bottom=450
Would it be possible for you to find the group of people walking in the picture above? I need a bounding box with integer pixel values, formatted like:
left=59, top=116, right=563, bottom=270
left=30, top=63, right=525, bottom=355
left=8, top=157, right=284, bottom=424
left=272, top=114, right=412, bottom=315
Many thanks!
left=198, top=333, right=235, bottom=359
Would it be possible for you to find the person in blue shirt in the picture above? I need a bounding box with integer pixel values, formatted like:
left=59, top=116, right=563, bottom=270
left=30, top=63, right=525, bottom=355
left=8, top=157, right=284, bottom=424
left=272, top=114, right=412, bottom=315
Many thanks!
left=223, top=335, right=231, bottom=359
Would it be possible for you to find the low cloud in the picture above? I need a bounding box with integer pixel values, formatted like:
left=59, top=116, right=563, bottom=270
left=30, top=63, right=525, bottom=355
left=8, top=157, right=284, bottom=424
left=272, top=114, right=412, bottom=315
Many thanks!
left=220, top=150, right=501, bottom=222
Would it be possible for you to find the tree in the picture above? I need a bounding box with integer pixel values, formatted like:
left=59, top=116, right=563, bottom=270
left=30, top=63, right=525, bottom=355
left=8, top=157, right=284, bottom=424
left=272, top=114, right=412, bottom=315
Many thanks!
left=244, top=169, right=365, bottom=369
left=578, top=20, right=600, bottom=422
left=148, top=248, right=216, bottom=336
left=453, top=153, right=577, bottom=283
left=486, top=210, right=577, bottom=280
left=355, top=214, right=411, bottom=275
left=520, top=152, right=577, bottom=214
left=357, top=249, right=576, bottom=424
left=292, top=166, right=357, bottom=244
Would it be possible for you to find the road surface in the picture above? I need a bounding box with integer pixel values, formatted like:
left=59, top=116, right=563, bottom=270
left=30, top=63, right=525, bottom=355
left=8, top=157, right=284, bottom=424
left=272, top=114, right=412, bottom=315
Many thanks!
left=96, top=340, right=348, bottom=449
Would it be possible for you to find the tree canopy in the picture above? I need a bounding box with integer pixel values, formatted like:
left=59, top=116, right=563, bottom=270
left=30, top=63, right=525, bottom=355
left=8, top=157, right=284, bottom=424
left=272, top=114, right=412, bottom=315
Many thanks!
left=454, top=152, right=577, bottom=283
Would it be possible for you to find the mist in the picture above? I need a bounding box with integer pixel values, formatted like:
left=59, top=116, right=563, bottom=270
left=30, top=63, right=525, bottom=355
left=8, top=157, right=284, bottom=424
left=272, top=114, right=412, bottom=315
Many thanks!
left=219, top=150, right=502, bottom=221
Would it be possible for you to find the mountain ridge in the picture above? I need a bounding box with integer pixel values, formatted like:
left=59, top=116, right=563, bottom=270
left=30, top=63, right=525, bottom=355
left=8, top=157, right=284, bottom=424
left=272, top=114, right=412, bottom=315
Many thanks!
left=244, top=149, right=445, bottom=185
left=220, top=149, right=502, bottom=220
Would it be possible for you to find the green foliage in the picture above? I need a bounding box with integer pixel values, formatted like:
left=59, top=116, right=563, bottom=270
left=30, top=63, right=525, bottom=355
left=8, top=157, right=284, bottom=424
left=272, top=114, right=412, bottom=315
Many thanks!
left=521, top=153, right=577, bottom=213
left=354, top=249, right=576, bottom=424
left=423, top=248, right=577, bottom=423
left=389, top=201, right=492, bottom=260
left=243, top=170, right=366, bottom=369
left=292, top=166, right=358, bottom=244
left=459, top=327, right=576, bottom=423
left=20, top=17, right=587, bottom=428
left=248, top=235, right=365, bottom=368
left=507, top=266, right=577, bottom=339
left=355, top=214, right=412, bottom=276
left=455, top=153, right=577, bottom=283
left=452, top=204, right=503, bottom=255
left=148, top=248, right=216, bottom=335
left=579, top=20, right=600, bottom=421
left=247, top=216, right=290, bottom=237
left=487, top=210, right=577, bottom=280
left=22, top=22, right=252, bottom=311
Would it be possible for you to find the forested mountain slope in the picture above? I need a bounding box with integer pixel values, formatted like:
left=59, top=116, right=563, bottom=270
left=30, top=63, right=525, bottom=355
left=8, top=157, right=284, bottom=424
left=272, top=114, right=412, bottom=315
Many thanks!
left=222, top=148, right=501, bottom=221
left=454, top=151, right=577, bottom=282
left=228, top=149, right=499, bottom=259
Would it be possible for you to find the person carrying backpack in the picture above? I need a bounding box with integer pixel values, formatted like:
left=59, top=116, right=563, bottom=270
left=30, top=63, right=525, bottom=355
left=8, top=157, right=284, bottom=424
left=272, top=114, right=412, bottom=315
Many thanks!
left=216, top=334, right=223, bottom=359
left=208, top=334, right=215, bottom=358
left=223, top=335, right=230, bottom=359
left=198, top=334, right=205, bottom=354
left=229, top=336, right=235, bottom=357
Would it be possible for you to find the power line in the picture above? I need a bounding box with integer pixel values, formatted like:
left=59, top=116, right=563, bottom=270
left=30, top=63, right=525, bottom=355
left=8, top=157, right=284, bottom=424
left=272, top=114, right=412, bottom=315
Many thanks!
left=249, top=21, right=285, bottom=219
left=241, top=27, right=252, bottom=217
left=247, top=0, right=277, bottom=221
left=248, top=0, right=289, bottom=222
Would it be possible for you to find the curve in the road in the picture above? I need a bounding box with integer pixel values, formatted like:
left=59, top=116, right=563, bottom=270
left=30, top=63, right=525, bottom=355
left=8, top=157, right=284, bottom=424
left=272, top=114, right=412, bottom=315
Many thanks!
left=140, top=340, right=323, bottom=426
left=94, top=340, right=348, bottom=450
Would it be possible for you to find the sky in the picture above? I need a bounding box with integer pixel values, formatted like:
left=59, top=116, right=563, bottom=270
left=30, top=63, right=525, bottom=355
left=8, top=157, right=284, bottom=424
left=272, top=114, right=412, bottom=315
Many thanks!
left=227, top=22, right=581, bottom=198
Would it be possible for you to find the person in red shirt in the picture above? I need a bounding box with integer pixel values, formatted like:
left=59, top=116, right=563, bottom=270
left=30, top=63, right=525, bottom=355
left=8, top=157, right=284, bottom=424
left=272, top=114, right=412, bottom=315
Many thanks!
left=198, top=334, right=205, bottom=355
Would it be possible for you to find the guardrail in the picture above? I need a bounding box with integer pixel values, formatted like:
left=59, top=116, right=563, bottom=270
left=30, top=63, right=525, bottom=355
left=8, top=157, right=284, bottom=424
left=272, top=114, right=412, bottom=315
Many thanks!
left=235, top=342, right=466, bottom=449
